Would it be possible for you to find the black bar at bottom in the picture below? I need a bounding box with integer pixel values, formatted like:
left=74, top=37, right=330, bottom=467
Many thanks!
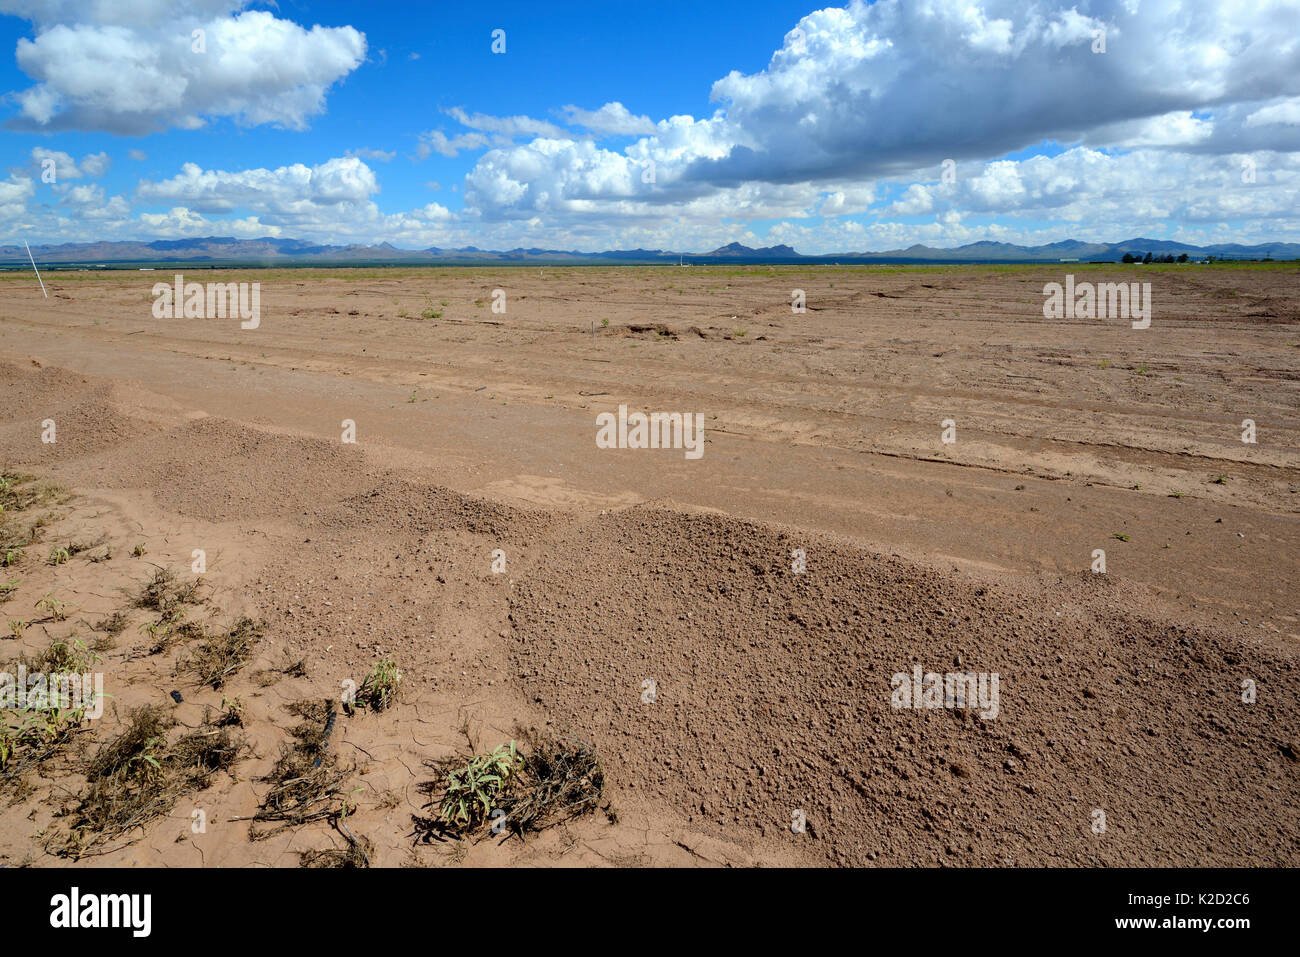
left=1, top=866, right=1281, bottom=944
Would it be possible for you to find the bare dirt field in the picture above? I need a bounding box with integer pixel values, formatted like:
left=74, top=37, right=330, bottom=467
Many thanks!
left=0, top=262, right=1296, bottom=867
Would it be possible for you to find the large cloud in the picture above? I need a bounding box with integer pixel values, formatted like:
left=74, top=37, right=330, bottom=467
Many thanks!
left=1, top=0, right=366, bottom=133
left=118, top=155, right=456, bottom=242
left=445, top=0, right=1299, bottom=247
left=687, top=0, right=1300, bottom=185
left=900, top=147, right=1300, bottom=229
left=135, top=156, right=382, bottom=225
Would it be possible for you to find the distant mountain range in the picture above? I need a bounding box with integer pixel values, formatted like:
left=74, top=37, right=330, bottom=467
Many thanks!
left=2, top=235, right=1297, bottom=267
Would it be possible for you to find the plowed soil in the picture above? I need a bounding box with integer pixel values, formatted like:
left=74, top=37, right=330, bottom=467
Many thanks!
left=0, top=262, right=1295, bottom=867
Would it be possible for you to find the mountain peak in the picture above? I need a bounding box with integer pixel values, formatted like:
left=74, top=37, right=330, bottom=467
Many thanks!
left=706, top=242, right=801, bottom=257
left=710, top=242, right=752, bottom=254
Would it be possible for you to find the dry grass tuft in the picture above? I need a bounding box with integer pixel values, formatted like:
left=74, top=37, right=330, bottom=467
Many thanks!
left=177, top=617, right=262, bottom=688
left=299, top=824, right=372, bottom=868
left=47, top=704, right=247, bottom=858
left=247, top=699, right=349, bottom=840
left=134, top=568, right=204, bottom=613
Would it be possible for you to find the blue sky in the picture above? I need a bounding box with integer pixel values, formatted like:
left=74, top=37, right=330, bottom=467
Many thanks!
left=2, top=0, right=1298, bottom=252
left=0, top=1, right=815, bottom=214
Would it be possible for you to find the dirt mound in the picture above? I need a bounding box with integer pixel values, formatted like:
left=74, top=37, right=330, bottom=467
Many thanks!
left=319, top=475, right=544, bottom=543
left=80, top=417, right=376, bottom=522
left=0, top=363, right=152, bottom=463
left=506, top=506, right=1299, bottom=865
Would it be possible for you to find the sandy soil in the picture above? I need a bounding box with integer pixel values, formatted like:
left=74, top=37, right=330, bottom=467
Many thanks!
left=0, top=263, right=1296, bottom=867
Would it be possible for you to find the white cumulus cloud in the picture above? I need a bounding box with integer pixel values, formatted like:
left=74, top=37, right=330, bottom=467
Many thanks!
left=561, top=102, right=658, bottom=137
left=2, top=1, right=366, bottom=133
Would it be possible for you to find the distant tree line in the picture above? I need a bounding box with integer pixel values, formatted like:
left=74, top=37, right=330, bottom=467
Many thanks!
left=1122, top=252, right=1191, bottom=263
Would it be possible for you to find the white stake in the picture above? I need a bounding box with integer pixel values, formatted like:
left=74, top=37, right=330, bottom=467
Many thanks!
left=24, top=240, right=47, bottom=298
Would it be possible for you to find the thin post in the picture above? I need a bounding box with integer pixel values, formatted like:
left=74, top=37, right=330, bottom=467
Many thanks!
left=25, top=240, right=47, bottom=299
